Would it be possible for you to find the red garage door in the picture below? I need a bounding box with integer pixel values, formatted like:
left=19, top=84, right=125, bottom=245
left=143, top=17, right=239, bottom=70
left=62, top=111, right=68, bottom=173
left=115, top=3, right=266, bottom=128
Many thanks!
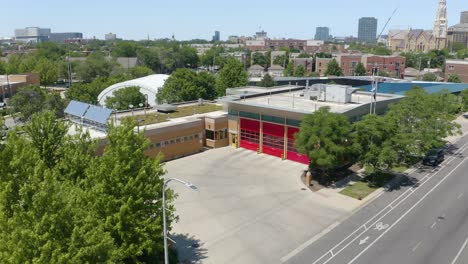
left=262, top=122, right=285, bottom=158
left=287, top=127, right=309, bottom=164
left=240, top=118, right=260, bottom=151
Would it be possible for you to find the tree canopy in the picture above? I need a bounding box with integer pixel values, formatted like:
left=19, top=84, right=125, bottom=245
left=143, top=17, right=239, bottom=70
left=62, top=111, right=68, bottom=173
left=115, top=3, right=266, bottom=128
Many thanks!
left=447, top=74, right=461, bottom=83
left=354, top=62, right=366, bottom=76
left=0, top=113, right=174, bottom=262
left=105, top=86, right=146, bottom=110
left=422, top=73, right=438, bottom=82
left=157, top=68, right=217, bottom=104
left=216, top=58, right=248, bottom=96
left=11, top=85, right=65, bottom=121
left=325, top=59, right=343, bottom=76
left=258, top=73, right=275, bottom=87
left=294, top=107, right=356, bottom=184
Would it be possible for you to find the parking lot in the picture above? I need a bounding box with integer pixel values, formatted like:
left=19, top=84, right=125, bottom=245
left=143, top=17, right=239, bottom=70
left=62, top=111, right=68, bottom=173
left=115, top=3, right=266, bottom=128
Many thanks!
left=165, top=147, right=361, bottom=264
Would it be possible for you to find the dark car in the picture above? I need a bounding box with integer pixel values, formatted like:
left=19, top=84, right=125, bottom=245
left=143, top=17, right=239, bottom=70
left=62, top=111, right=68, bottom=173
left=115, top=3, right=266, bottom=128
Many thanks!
left=423, top=148, right=444, bottom=166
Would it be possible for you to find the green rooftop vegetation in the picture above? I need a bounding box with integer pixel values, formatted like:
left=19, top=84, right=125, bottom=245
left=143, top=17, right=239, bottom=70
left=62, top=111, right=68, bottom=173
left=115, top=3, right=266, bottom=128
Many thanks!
left=133, top=104, right=223, bottom=125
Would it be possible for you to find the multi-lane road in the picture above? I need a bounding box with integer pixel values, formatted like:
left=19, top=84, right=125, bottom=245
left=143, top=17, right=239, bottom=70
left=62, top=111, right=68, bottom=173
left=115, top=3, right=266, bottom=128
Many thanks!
left=284, top=134, right=468, bottom=264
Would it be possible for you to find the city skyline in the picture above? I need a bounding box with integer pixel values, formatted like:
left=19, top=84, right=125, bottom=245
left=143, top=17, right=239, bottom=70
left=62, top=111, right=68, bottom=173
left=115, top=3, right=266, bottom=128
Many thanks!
left=1, top=0, right=466, bottom=41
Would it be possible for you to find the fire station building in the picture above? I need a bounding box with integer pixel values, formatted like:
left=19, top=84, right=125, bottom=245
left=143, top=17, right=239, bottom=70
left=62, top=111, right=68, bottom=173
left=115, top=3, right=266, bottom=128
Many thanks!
left=223, top=84, right=403, bottom=164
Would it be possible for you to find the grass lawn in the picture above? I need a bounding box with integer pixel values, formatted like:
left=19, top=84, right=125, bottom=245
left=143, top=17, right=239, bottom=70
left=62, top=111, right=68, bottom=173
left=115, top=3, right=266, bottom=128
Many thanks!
left=132, top=104, right=223, bottom=125
left=392, top=165, right=409, bottom=173
left=339, top=182, right=377, bottom=200
left=340, top=171, right=395, bottom=200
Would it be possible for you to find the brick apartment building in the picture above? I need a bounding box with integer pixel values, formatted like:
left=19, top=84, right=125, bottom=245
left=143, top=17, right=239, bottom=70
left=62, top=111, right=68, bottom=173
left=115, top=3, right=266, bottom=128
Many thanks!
left=362, top=55, right=406, bottom=78
left=445, top=59, right=468, bottom=83
left=337, top=55, right=363, bottom=76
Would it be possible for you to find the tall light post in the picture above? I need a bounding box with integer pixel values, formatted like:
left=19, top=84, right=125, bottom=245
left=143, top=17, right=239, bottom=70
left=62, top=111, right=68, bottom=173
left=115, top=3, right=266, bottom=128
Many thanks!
left=144, top=94, right=148, bottom=116
left=129, top=104, right=134, bottom=117
left=162, top=178, right=198, bottom=264
left=139, top=103, right=144, bottom=116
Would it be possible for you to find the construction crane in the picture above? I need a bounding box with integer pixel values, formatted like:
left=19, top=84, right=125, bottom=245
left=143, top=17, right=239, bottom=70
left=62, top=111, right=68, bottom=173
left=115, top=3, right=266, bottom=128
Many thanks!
left=377, top=7, right=399, bottom=41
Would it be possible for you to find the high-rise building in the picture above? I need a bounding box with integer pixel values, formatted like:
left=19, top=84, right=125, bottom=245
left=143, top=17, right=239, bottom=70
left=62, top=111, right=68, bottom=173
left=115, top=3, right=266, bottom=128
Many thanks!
left=49, top=32, right=83, bottom=43
left=315, top=27, right=330, bottom=41
left=448, top=11, right=468, bottom=49
left=433, top=0, right=448, bottom=49
left=105, top=32, right=117, bottom=41
left=358, top=17, right=378, bottom=43
left=212, top=31, right=220, bottom=42
left=14, top=27, right=51, bottom=43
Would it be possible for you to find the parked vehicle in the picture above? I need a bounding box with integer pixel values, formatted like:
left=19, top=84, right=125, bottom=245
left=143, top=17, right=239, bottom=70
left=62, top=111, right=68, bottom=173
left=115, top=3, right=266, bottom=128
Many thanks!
left=423, top=148, right=444, bottom=166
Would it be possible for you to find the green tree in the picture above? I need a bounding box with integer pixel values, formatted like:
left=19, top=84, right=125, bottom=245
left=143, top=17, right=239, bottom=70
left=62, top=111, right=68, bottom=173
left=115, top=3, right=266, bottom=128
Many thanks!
left=11, top=85, right=65, bottom=121
left=462, top=89, right=468, bottom=111
left=422, top=73, right=438, bottom=82
left=24, top=111, right=68, bottom=168
left=111, top=41, right=142, bottom=57
left=157, top=68, right=217, bottom=103
left=66, top=75, right=131, bottom=104
left=294, top=64, right=306, bottom=77
left=83, top=119, right=172, bottom=262
left=105, top=86, right=145, bottom=110
left=273, top=55, right=288, bottom=67
left=283, top=63, right=294, bottom=77
left=137, top=47, right=162, bottom=72
left=11, top=86, right=46, bottom=121
left=75, top=52, right=118, bottom=82
left=0, top=114, right=172, bottom=262
left=216, top=58, right=248, bottom=96
left=252, top=52, right=266, bottom=67
left=294, top=107, right=356, bottom=184
left=325, top=59, right=343, bottom=76
left=129, top=66, right=154, bottom=78
left=447, top=74, right=461, bottom=83
left=35, top=59, right=59, bottom=87
left=354, top=62, right=366, bottom=76
left=0, top=59, right=6, bottom=74
left=196, top=71, right=217, bottom=100
left=385, top=87, right=460, bottom=162
left=258, top=73, right=275, bottom=87
left=352, top=114, right=397, bottom=170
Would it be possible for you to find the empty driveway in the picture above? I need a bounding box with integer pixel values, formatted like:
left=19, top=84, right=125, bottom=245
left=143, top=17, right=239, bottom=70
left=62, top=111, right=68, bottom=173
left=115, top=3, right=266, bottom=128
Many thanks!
left=165, top=147, right=360, bottom=264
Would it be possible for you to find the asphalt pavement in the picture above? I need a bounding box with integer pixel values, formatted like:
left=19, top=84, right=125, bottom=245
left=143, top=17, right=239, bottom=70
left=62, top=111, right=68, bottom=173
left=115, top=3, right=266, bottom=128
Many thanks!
left=284, top=133, right=468, bottom=264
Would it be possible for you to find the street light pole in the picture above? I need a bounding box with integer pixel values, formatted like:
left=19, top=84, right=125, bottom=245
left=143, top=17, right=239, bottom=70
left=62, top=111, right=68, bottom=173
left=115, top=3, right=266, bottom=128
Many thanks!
left=129, top=104, right=134, bottom=117
left=162, top=178, right=198, bottom=264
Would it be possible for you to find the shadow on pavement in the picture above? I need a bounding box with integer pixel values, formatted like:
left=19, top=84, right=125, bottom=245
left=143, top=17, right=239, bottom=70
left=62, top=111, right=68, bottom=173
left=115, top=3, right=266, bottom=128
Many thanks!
left=385, top=174, right=419, bottom=192
left=173, top=233, right=208, bottom=264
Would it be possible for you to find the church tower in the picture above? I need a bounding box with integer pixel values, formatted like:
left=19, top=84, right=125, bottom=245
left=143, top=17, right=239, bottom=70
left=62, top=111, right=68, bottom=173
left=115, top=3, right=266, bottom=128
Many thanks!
left=433, top=0, right=448, bottom=49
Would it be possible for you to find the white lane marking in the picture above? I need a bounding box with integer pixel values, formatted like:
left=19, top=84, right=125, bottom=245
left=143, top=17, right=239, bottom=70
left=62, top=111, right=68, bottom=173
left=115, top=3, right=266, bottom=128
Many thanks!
left=451, top=236, right=468, bottom=264
left=412, top=241, right=422, bottom=252
left=430, top=222, right=437, bottom=229
left=280, top=221, right=340, bottom=263
left=347, top=152, right=468, bottom=264
left=458, top=193, right=464, bottom=200
left=309, top=142, right=468, bottom=264
left=359, top=236, right=370, bottom=245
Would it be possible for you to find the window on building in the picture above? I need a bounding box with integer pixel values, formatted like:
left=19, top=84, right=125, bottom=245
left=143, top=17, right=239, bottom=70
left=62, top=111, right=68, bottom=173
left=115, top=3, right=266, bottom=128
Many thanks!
left=206, top=130, right=215, bottom=140
left=449, top=66, right=454, bottom=70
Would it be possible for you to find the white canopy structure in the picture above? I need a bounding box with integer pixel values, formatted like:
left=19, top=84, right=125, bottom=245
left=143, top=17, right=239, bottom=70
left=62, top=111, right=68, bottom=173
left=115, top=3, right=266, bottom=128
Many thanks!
left=97, top=74, right=170, bottom=107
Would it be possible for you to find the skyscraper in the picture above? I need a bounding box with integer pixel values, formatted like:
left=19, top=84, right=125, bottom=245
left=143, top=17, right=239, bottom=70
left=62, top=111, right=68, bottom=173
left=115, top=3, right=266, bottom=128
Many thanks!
left=212, top=31, right=220, bottom=42
left=315, top=27, right=330, bottom=41
left=358, top=17, right=378, bottom=43
left=433, top=0, right=448, bottom=49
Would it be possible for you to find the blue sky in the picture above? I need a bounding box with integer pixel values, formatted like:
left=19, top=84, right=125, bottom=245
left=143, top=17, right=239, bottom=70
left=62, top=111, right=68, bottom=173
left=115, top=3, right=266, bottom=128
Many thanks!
left=1, top=0, right=466, bottom=40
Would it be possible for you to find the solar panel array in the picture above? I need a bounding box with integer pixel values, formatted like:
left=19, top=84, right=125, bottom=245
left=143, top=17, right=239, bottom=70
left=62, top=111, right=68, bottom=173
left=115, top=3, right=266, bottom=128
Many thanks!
left=65, top=100, right=113, bottom=130
left=85, top=105, right=113, bottom=124
left=64, top=100, right=89, bottom=117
